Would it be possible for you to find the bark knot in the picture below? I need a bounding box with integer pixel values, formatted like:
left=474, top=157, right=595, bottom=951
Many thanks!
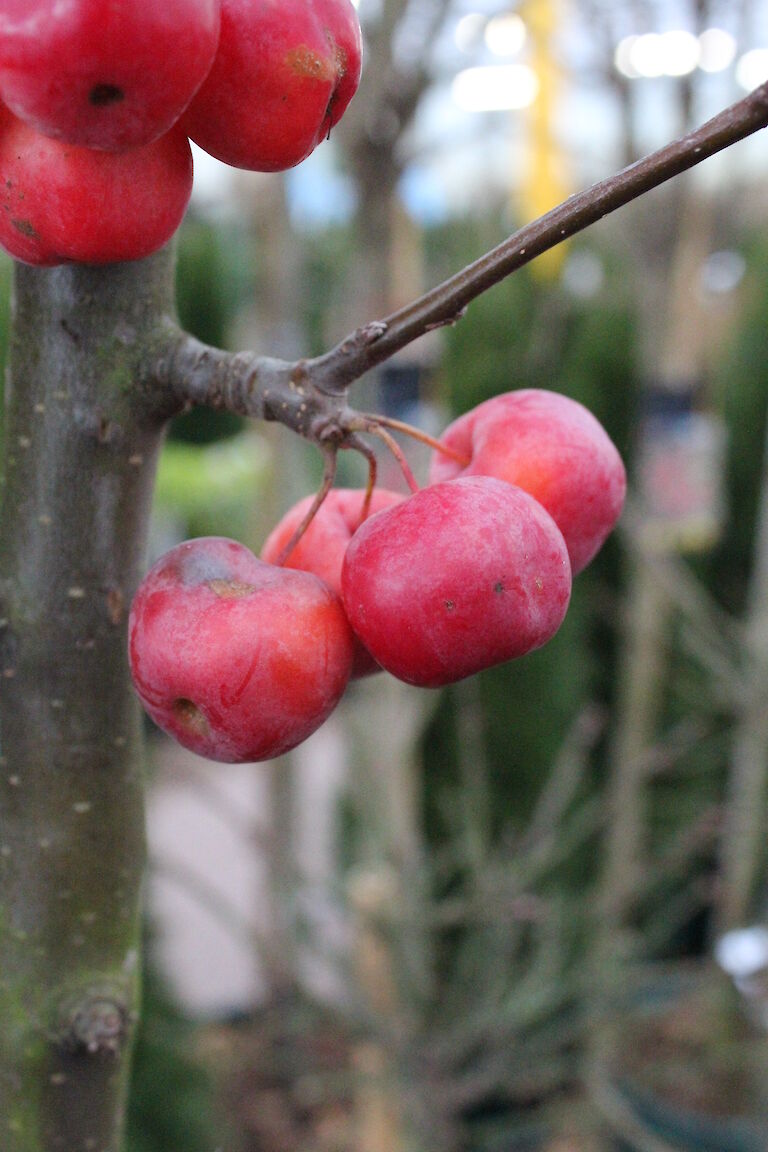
left=63, top=993, right=129, bottom=1056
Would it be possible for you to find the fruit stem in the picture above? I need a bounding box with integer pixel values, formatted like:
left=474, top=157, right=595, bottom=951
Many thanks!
left=273, top=448, right=338, bottom=566
left=351, top=438, right=378, bottom=528
left=365, top=423, right=421, bottom=494
left=362, top=412, right=471, bottom=468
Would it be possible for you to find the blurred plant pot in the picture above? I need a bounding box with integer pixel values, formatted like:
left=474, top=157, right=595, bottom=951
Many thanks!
left=612, top=1077, right=766, bottom=1152
left=606, top=965, right=768, bottom=1152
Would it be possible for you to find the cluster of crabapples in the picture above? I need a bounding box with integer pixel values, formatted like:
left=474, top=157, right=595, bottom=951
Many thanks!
left=129, top=390, right=627, bottom=763
left=0, top=0, right=362, bottom=265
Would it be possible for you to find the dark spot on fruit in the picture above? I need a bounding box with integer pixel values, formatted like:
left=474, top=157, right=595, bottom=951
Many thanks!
left=494, top=582, right=504, bottom=594
left=206, top=578, right=254, bottom=599
left=444, top=600, right=455, bottom=611
left=11, top=218, right=38, bottom=238
left=173, top=699, right=209, bottom=736
left=89, top=84, right=124, bottom=107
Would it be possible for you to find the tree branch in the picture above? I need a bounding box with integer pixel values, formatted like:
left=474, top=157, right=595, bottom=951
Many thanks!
left=164, top=83, right=768, bottom=433
left=309, top=81, right=768, bottom=392
left=160, top=326, right=384, bottom=446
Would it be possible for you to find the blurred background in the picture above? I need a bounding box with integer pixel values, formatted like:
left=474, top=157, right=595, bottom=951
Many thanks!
left=8, top=0, right=768, bottom=1147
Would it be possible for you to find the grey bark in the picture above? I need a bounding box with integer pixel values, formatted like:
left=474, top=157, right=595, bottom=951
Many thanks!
left=0, top=249, right=177, bottom=1151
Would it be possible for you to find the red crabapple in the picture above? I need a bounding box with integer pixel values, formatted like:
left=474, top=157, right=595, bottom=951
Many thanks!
left=341, top=477, right=572, bottom=688
left=182, top=0, right=362, bottom=171
left=0, top=108, right=193, bottom=265
left=429, top=390, right=626, bottom=574
left=261, top=487, right=403, bottom=678
left=0, top=0, right=220, bottom=151
left=128, top=537, right=354, bottom=763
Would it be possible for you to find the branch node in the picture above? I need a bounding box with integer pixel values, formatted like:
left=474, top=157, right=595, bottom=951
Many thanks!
left=60, top=990, right=130, bottom=1056
left=311, top=413, right=346, bottom=445
left=359, top=320, right=388, bottom=344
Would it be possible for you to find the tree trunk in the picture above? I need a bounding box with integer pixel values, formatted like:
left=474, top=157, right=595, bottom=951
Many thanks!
left=0, top=249, right=177, bottom=1150
left=348, top=142, right=402, bottom=324
left=716, top=418, right=768, bottom=933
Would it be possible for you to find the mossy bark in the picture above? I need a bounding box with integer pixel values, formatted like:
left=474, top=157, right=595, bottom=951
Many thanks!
left=0, top=249, right=177, bottom=1151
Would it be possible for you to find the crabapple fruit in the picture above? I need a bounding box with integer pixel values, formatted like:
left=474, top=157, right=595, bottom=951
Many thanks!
left=429, top=389, right=626, bottom=574
left=0, top=0, right=220, bottom=151
left=128, top=537, right=355, bottom=763
left=0, top=108, right=193, bottom=265
left=182, top=0, right=362, bottom=171
left=341, top=476, right=572, bottom=688
left=261, top=487, right=403, bottom=678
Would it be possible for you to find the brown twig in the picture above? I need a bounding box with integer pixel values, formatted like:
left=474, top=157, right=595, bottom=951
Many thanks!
left=163, top=84, right=768, bottom=466
left=309, top=82, right=768, bottom=392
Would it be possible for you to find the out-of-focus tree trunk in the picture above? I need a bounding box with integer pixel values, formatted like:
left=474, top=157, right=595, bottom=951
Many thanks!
left=334, top=0, right=447, bottom=325
left=717, top=419, right=768, bottom=933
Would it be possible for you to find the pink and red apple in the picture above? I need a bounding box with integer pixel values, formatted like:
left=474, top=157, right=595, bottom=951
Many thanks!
left=429, top=390, right=626, bottom=574
left=128, top=537, right=354, bottom=763
left=341, top=476, right=572, bottom=688
left=261, top=487, right=403, bottom=678
left=0, top=106, right=193, bottom=265
left=182, top=0, right=362, bottom=171
left=0, top=0, right=221, bottom=151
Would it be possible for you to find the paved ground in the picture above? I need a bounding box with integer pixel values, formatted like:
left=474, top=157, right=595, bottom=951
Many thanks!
left=145, top=718, right=348, bottom=1017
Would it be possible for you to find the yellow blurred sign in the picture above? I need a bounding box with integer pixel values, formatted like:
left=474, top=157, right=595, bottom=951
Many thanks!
left=519, top=0, right=570, bottom=279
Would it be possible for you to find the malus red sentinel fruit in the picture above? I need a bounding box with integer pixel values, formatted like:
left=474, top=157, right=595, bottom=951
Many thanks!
left=0, top=0, right=220, bottom=151
left=129, top=537, right=354, bottom=763
left=261, top=487, right=403, bottom=678
left=341, top=477, right=572, bottom=688
left=182, top=0, right=362, bottom=171
left=429, top=390, right=626, bottom=575
left=0, top=108, right=193, bottom=265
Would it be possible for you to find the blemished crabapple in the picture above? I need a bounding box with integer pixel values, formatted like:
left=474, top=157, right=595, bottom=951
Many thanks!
left=341, top=476, right=572, bottom=688
left=0, top=107, right=193, bottom=266
left=182, top=0, right=362, bottom=171
left=261, top=487, right=403, bottom=678
left=0, top=0, right=221, bottom=152
left=128, top=537, right=354, bottom=763
left=429, top=389, right=626, bottom=575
